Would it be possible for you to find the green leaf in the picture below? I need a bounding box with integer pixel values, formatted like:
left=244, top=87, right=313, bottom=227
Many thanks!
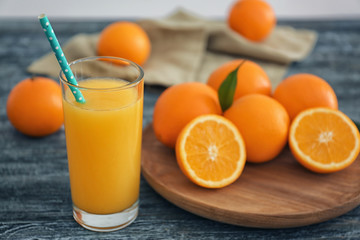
left=218, top=61, right=245, bottom=112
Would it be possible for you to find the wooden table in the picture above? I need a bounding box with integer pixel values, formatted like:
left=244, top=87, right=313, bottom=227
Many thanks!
left=0, top=19, right=359, bottom=239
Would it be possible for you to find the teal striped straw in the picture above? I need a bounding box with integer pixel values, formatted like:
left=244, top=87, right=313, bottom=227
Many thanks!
left=38, top=14, right=85, bottom=103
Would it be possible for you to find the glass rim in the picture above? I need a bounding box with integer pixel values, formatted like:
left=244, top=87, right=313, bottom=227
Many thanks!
left=59, top=56, right=144, bottom=91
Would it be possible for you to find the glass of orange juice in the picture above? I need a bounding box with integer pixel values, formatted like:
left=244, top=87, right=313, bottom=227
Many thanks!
left=59, top=56, right=144, bottom=232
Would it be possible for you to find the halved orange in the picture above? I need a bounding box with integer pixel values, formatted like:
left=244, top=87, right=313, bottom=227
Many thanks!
left=289, top=108, right=360, bottom=173
left=175, top=114, right=246, bottom=188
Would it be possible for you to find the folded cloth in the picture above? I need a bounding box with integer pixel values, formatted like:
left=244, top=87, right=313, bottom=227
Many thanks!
left=27, top=8, right=317, bottom=90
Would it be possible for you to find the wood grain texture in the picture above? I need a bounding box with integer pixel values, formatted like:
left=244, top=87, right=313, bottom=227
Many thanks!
left=1, top=19, right=360, bottom=239
left=142, top=125, right=360, bottom=228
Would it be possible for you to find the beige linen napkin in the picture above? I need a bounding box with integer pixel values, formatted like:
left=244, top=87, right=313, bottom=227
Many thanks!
left=27, top=9, right=317, bottom=90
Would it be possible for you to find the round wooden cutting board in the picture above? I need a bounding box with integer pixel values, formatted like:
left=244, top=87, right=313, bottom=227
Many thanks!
left=141, top=124, right=360, bottom=228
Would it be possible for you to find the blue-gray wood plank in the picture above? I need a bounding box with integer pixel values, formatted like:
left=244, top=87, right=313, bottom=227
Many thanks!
left=0, top=19, right=359, bottom=239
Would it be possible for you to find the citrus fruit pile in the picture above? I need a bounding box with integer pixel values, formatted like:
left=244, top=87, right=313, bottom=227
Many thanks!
left=153, top=59, right=360, bottom=189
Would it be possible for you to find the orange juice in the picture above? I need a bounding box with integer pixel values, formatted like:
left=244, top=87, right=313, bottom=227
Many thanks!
left=63, top=78, right=143, bottom=214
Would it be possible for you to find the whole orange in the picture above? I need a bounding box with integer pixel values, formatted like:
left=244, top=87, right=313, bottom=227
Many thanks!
left=207, top=59, right=271, bottom=100
left=153, top=82, right=222, bottom=148
left=228, top=0, right=276, bottom=42
left=273, top=73, right=338, bottom=121
left=224, top=94, right=289, bottom=163
left=97, top=21, right=151, bottom=66
left=6, top=77, right=63, bottom=137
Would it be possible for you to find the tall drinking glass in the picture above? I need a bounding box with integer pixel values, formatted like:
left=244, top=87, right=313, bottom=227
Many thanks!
left=59, top=56, right=144, bottom=232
